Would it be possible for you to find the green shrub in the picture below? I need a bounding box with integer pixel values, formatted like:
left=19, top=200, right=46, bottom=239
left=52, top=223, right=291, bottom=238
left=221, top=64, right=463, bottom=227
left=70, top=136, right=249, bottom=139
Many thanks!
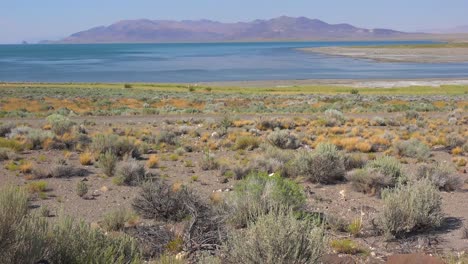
left=415, top=163, right=462, bottom=191
left=250, top=144, right=294, bottom=175
left=156, top=131, right=178, bottom=145
left=324, top=109, right=346, bottom=125
left=99, top=150, right=118, bottom=176
left=24, top=128, right=55, bottom=149
left=225, top=208, right=325, bottom=264
left=101, top=209, right=135, bottom=232
left=76, top=181, right=88, bottom=197
left=344, top=153, right=367, bottom=170
left=91, top=134, right=140, bottom=158
left=0, top=185, right=142, bottom=263
left=49, top=217, right=141, bottom=264
left=46, top=114, right=74, bottom=135
left=405, top=110, right=420, bottom=119
left=379, top=179, right=443, bottom=239
left=91, top=134, right=119, bottom=154
left=347, top=217, right=363, bottom=237
left=155, top=254, right=184, bottom=264
left=26, top=181, right=48, bottom=194
left=446, top=133, right=466, bottom=148
left=0, top=186, right=29, bottom=248
left=394, top=139, right=430, bottom=161
left=200, top=150, right=219, bottom=171
left=286, top=143, right=345, bottom=184
left=116, top=159, right=147, bottom=186
left=346, top=168, right=393, bottom=196
left=0, top=138, right=23, bottom=152
left=0, top=147, right=14, bottom=161
left=234, top=136, right=260, bottom=150
left=227, top=173, right=305, bottom=227
left=267, top=130, right=300, bottom=149
left=366, top=156, right=404, bottom=185
left=330, top=239, right=362, bottom=254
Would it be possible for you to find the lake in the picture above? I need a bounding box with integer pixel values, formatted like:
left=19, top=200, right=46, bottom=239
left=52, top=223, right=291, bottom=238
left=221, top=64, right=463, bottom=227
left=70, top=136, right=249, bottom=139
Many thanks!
left=1, top=41, right=468, bottom=82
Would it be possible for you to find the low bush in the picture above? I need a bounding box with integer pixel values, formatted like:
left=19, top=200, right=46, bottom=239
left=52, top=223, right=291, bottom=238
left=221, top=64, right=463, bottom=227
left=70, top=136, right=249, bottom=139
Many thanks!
left=366, top=156, right=404, bottom=185
left=414, top=163, right=462, bottom=191
left=446, top=133, right=466, bottom=148
left=330, top=239, right=362, bottom=254
left=19, top=161, right=33, bottom=173
left=116, top=159, right=148, bottom=186
left=26, top=181, right=48, bottom=194
left=76, top=181, right=88, bottom=197
left=101, top=209, right=136, bottom=231
left=225, top=208, right=325, bottom=264
left=346, top=169, right=393, bottom=196
left=250, top=144, right=294, bottom=175
left=347, top=218, right=363, bottom=237
left=156, top=131, right=178, bottom=145
left=0, top=147, right=14, bottom=161
left=146, top=154, right=159, bottom=168
left=50, top=160, right=86, bottom=178
left=0, top=122, right=15, bottom=137
left=99, top=150, right=118, bottom=177
left=0, top=185, right=142, bottom=263
left=233, top=136, right=260, bottom=150
left=8, top=127, right=55, bottom=150
left=394, top=139, right=431, bottom=161
left=91, top=134, right=140, bottom=158
left=267, top=130, right=300, bottom=149
left=0, top=138, right=24, bottom=152
left=324, top=109, right=346, bottom=126
left=344, top=153, right=367, bottom=170
left=133, top=180, right=197, bottom=222
left=200, top=150, right=219, bottom=171
left=49, top=217, right=141, bottom=263
left=226, top=173, right=305, bottom=227
left=379, top=179, right=443, bottom=239
left=286, top=143, right=345, bottom=184
left=26, top=129, right=55, bottom=149
left=124, top=225, right=174, bottom=260
left=405, top=110, right=420, bottom=119
left=91, top=134, right=119, bottom=154
left=79, top=152, right=93, bottom=165
left=46, top=114, right=74, bottom=135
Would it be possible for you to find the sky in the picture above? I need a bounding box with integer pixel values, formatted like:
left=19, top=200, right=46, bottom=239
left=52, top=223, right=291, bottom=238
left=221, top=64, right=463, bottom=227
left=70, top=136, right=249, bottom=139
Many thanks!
left=1, top=0, right=468, bottom=43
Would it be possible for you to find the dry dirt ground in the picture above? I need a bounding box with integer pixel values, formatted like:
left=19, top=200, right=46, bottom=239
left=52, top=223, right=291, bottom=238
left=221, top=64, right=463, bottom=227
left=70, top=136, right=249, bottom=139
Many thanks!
left=1, top=111, right=467, bottom=263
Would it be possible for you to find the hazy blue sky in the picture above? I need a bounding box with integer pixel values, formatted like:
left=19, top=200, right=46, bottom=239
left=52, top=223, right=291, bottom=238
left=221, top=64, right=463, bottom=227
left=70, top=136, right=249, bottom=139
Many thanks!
left=1, top=0, right=467, bottom=43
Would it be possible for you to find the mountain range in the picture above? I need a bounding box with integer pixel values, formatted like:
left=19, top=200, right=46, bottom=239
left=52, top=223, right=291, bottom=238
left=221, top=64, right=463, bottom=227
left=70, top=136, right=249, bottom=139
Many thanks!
left=49, top=16, right=413, bottom=43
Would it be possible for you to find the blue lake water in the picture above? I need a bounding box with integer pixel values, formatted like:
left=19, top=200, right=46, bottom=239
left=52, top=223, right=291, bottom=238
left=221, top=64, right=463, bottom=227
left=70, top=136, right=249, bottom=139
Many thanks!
left=1, top=41, right=468, bottom=82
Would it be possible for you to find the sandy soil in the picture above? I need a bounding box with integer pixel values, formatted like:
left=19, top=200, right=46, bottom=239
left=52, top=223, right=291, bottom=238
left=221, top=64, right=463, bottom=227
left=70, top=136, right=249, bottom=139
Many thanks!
left=299, top=46, right=468, bottom=63
left=1, top=111, right=467, bottom=262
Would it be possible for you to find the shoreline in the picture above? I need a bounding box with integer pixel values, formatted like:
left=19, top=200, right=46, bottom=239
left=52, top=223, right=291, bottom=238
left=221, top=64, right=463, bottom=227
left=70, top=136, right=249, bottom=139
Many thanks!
left=299, top=46, right=468, bottom=63
left=3, top=78, right=468, bottom=88
left=199, top=78, right=468, bottom=88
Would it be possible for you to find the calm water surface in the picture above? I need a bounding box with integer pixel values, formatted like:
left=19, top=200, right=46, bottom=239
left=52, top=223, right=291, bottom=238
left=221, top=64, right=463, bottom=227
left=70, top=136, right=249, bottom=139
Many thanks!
left=1, top=41, right=468, bottom=82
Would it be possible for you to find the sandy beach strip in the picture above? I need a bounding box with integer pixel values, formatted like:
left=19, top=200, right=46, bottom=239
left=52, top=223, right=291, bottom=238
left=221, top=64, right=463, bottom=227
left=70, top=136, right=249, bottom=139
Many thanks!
left=200, top=78, right=468, bottom=88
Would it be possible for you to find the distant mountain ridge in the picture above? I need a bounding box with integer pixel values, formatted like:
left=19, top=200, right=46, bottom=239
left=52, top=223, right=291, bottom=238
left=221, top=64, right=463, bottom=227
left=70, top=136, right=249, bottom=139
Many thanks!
left=53, top=16, right=411, bottom=43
